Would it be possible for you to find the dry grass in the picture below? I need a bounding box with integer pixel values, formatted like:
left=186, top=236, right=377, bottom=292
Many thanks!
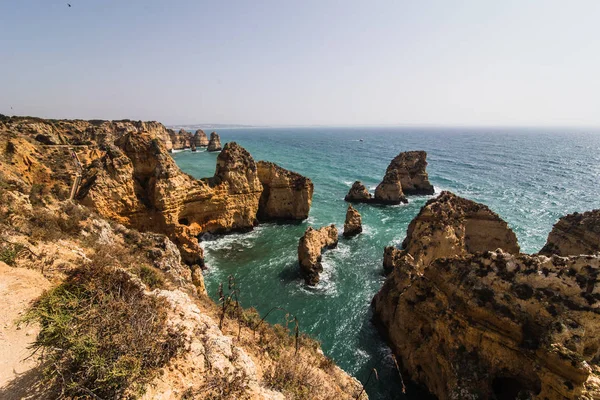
left=22, top=263, right=185, bottom=399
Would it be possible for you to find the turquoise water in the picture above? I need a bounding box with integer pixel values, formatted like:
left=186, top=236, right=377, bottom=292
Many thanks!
left=173, top=127, right=600, bottom=399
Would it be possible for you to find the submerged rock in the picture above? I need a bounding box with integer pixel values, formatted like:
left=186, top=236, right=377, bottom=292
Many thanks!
left=194, top=129, right=209, bottom=147
left=343, top=205, right=362, bottom=237
left=344, top=181, right=373, bottom=203
left=540, top=210, right=600, bottom=256
left=373, top=250, right=600, bottom=400
left=256, top=161, right=313, bottom=221
left=207, top=132, right=222, bottom=152
left=298, top=225, right=338, bottom=285
left=382, top=191, right=520, bottom=273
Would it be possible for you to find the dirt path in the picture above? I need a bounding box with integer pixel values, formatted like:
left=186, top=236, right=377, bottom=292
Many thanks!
left=0, top=261, right=50, bottom=395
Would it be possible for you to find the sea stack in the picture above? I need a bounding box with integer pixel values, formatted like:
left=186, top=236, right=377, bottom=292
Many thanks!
left=539, top=210, right=600, bottom=256
left=345, top=181, right=372, bottom=203
left=256, top=161, right=313, bottom=221
left=372, top=150, right=434, bottom=204
left=207, top=132, right=222, bottom=152
left=343, top=205, right=362, bottom=237
left=194, top=129, right=209, bottom=147
left=298, top=225, right=338, bottom=285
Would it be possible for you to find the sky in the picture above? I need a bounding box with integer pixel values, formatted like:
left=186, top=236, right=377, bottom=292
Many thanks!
left=1, top=0, right=600, bottom=126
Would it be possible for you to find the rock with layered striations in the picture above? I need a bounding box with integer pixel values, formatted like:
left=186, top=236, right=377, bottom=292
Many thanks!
left=374, top=170, right=407, bottom=204
left=540, top=210, right=600, bottom=256
left=345, top=181, right=372, bottom=203
left=256, top=161, right=313, bottom=221
left=382, top=191, right=520, bottom=274
left=343, top=205, right=362, bottom=237
left=194, top=129, right=209, bottom=147
left=372, top=150, right=434, bottom=204
left=298, top=225, right=338, bottom=285
left=78, top=136, right=263, bottom=265
left=168, top=129, right=193, bottom=151
left=373, top=250, right=600, bottom=400
left=207, top=132, right=222, bottom=152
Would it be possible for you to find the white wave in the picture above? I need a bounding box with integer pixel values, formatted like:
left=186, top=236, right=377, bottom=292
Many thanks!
left=343, top=180, right=354, bottom=186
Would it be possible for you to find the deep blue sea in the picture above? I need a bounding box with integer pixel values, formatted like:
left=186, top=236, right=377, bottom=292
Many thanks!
left=172, top=127, right=600, bottom=400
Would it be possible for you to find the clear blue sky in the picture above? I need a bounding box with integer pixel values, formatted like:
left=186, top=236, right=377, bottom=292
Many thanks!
left=1, top=0, right=599, bottom=126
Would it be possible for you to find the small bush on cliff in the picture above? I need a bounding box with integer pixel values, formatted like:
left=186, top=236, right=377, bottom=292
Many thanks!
left=23, top=264, right=184, bottom=398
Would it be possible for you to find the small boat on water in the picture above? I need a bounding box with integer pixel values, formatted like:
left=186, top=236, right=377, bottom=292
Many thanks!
left=359, top=139, right=364, bottom=142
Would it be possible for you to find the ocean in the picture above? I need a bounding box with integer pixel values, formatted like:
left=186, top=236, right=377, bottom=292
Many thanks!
left=172, top=127, right=600, bottom=399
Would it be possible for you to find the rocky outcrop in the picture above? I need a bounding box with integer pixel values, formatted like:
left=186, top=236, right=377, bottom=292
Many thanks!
left=194, top=129, right=209, bottom=147
left=298, top=225, right=338, bottom=285
left=540, top=210, right=600, bottom=256
left=382, top=191, right=520, bottom=273
left=167, top=129, right=193, bottom=151
left=374, top=170, right=408, bottom=204
left=78, top=137, right=263, bottom=265
left=343, top=205, right=362, bottom=237
left=383, top=150, right=434, bottom=195
left=345, top=181, right=372, bottom=203
left=373, top=250, right=600, bottom=400
left=207, top=132, right=222, bottom=152
left=256, top=161, right=313, bottom=221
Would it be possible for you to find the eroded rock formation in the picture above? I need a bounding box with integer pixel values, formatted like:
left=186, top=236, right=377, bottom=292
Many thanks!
left=540, top=210, right=600, bottom=256
left=298, top=225, right=338, bottom=285
left=256, top=161, right=313, bottom=221
left=78, top=138, right=263, bottom=265
left=345, top=181, right=373, bottom=203
left=343, top=205, right=362, bottom=237
left=374, top=170, right=408, bottom=204
left=382, top=191, right=520, bottom=273
left=383, top=150, right=434, bottom=195
left=207, top=132, right=222, bottom=152
left=168, top=128, right=193, bottom=151
left=373, top=250, right=600, bottom=400
left=194, top=129, right=209, bottom=147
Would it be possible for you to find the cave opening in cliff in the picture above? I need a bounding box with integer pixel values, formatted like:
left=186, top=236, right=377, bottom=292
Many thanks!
left=491, top=376, right=541, bottom=400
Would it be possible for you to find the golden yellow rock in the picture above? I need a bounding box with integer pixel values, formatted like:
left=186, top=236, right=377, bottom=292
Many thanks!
left=257, top=161, right=313, bottom=221
left=298, top=225, right=338, bottom=285
left=343, top=204, right=362, bottom=237
left=540, top=210, right=600, bottom=256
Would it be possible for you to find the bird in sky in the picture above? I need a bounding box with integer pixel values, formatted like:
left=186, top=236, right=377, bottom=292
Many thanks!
left=67, top=3, right=71, bottom=7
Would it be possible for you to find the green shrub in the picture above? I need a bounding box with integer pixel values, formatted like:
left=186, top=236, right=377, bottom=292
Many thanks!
left=136, top=264, right=166, bottom=289
left=0, top=242, right=25, bottom=266
left=23, top=264, right=184, bottom=398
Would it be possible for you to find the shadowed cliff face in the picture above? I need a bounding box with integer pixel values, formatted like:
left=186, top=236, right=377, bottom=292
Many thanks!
left=540, top=210, right=600, bottom=256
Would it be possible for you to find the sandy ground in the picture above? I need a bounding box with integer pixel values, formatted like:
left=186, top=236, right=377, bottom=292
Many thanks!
left=0, top=261, right=50, bottom=398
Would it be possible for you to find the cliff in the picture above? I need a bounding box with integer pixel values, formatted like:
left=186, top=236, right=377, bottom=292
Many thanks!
left=382, top=191, right=520, bottom=273
left=540, top=210, right=600, bottom=256
left=207, top=131, right=222, bottom=152
left=257, top=160, right=314, bottom=221
left=193, top=129, right=209, bottom=147
left=373, top=250, right=600, bottom=400
left=0, top=115, right=363, bottom=399
left=298, top=225, right=339, bottom=285
left=380, top=150, right=434, bottom=195
left=373, top=191, right=600, bottom=399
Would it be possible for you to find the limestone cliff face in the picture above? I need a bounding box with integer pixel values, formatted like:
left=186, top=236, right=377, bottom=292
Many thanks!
left=383, top=150, right=434, bottom=195
left=193, top=129, right=209, bottom=147
left=382, top=191, right=520, bottom=273
left=256, top=161, right=313, bottom=221
left=207, top=132, right=222, bottom=152
left=168, top=129, right=193, bottom=151
left=540, top=210, right=600, bottom=256
left=343, top=205, right=362, bottom=237
left=374, top=170, right=408, bottom=204
left=373, top=250, right=600, bottom=400
left=78, top=138, right=263, bottom=265
left=345, top=181, right=373, bottom=203
left=298, top=225, right=338, bottom=285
